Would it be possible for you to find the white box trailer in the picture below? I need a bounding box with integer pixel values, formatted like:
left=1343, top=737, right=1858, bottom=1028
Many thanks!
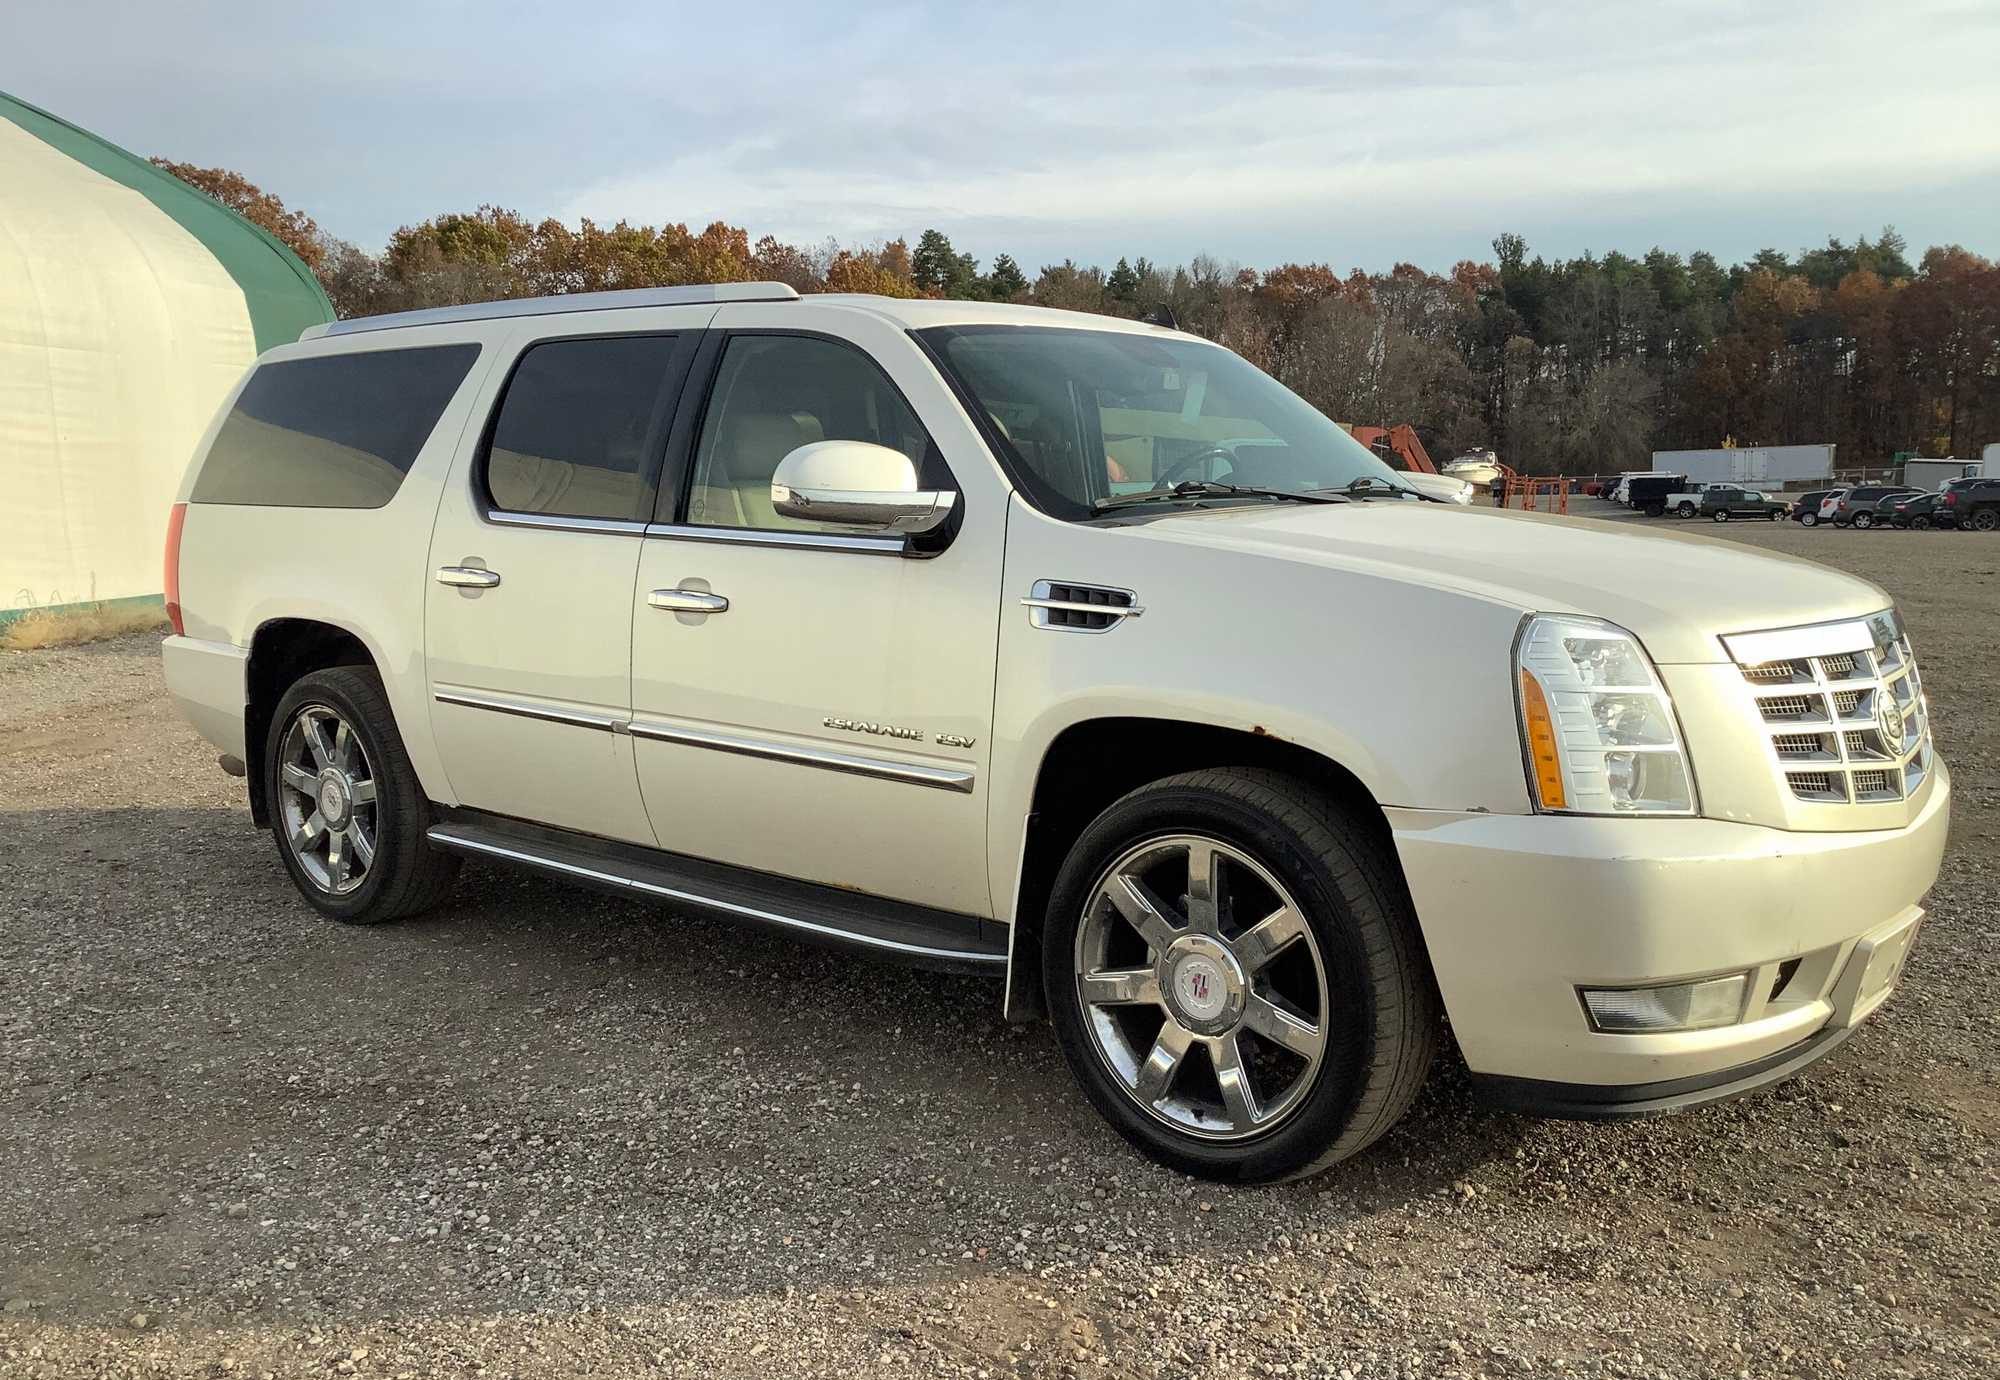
left=1904, top=458, right=1983, bottom=491
left=1651, top=445, right=1835, bottom=485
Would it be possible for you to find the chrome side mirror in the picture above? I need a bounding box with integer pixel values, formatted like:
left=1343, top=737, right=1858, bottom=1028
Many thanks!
left=770, top=440, right=956, bottom=534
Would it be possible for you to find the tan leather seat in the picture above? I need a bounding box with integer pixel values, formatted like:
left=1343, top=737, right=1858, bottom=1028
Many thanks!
left=689, top=409, right=824, bottom=528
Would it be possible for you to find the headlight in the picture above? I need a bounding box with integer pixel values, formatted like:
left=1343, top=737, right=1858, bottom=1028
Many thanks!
left=1514, top=614, right=1697, bottom=815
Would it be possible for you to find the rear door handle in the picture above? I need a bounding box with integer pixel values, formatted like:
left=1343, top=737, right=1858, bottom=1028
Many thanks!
left=648, top=588, right=729, bottom=614
left=437, top=565, right=501, bottom=588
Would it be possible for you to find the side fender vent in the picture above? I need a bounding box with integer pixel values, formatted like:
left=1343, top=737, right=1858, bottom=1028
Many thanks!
left=1022, top=580, right=1142, bottom=634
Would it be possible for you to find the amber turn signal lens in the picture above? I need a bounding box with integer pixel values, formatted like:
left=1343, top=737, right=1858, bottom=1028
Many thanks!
left=1519, top=666, right=1567, bottom=810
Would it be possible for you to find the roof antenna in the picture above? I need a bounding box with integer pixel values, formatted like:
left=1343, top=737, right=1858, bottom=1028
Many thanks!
left=1142, top=303, right=1179, bottom=330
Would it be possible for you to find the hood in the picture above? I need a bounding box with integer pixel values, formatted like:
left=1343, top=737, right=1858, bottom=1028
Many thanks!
left=1115, top=501, right=1889, bottom=664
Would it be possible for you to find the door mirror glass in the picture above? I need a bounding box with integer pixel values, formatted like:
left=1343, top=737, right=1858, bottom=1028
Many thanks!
left=770, top=440, right=956, bottom=533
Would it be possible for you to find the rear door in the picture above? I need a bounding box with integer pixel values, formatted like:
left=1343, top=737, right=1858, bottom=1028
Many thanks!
left=424, top=311, right=706, bottom=842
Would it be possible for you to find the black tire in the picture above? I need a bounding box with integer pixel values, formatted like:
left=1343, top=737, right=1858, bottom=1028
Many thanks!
left=264, top=666, right=459, bottom=924
left=1711, top=509, right=1730, bottom=522
left=1974, top=510, right=1999, bottom=533
left=1853, top=512, right=1874, bottom=530
left=1042, top=768, right=1437, bottom=1183
left=1675, top=502, right=1696, bottom=518
left=1800, top=512, right=1819, bottom=527
left=1768, top=510, right=1782, bottom=521
left=1912, top=516, right=1932, bottom=530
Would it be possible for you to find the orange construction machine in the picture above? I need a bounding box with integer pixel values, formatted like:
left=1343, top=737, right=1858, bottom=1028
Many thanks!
left=1343, top=423, right=1439, bottom=475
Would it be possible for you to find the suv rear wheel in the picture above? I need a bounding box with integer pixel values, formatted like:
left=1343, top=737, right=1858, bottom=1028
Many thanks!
left=265, top=667, right=459, bottom=924
left=1042, top=769, right=1436, bottom=1182
left=1853, top=511, right=1876, bottom=530
left=1974, top=510, right=1999, bottom=533
left=1800, top=512, right=1819, bottom=527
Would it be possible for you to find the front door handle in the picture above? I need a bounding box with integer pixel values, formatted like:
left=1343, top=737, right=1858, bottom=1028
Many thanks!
left=437, top=565, right=501, bottom=589
left=648, top=588, right=729, bottom=614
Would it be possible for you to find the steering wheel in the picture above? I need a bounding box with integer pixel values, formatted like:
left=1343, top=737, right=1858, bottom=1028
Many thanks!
left=1153, top=445, right=1239, bottom=487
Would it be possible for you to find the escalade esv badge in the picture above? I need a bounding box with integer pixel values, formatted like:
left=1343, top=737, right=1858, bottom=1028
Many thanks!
left=823, top=716, right=976, bottom=749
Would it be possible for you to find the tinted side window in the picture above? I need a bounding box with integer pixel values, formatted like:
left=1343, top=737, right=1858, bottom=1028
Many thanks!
left=484, top=335, right=681, bottom=521
left=192, top=345, right=479, bottom=508
left=685, top=335, right=935, bottom=531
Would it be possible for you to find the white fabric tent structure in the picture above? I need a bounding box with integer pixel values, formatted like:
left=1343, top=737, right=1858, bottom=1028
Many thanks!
left=1, top=92, right=333, bottom=620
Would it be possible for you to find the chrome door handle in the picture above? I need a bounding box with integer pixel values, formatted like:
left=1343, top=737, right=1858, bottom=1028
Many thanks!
left=437, top=565, right=501, bottom=588
left=648, top=588, right=729, bottom=614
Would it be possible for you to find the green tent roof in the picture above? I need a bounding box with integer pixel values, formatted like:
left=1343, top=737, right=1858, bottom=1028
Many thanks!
left=0, top=89, right=333, bottom=350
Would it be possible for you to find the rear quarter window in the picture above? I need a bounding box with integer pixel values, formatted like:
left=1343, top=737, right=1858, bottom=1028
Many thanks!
left=191, top=344, right=481, bottom=508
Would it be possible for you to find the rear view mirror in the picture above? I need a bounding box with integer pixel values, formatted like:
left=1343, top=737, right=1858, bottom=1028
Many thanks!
left=770, top=440, right=956, bottom=534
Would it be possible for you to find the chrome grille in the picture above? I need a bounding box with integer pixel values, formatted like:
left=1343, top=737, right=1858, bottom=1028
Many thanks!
left=1727, top=612, right=1931, bottom=807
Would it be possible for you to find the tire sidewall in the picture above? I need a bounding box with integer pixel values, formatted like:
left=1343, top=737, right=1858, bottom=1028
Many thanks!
left=1041, top=783, right=1379, bottom=1182
left=1801, top=513, right=1818, bottom=527
left=265, top=673, right=406, bottom=922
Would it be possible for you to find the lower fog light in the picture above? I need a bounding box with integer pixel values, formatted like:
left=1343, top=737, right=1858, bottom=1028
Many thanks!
left=1582, top=974, right=1749, bottom=1033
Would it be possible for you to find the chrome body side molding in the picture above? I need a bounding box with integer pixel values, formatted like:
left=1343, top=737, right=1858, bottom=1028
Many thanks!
left=432, top=686, right=621, bottom=733
left=432, top=691, right=975, bottom=793
left=627, top=719, right=976, bottom=794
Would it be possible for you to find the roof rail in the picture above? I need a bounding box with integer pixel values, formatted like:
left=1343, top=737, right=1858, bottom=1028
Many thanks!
left=301, top=282, right=801, bottom=341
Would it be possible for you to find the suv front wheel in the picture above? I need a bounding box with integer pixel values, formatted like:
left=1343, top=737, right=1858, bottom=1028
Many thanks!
left=265, top=667, right=460, bottom=924
left=1042, top=769, right=1436, bottom=1182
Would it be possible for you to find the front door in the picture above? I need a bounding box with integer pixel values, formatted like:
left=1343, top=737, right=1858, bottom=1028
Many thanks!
left=425, top=315, right=704, bottom=843
left=628, top=305, right=1003, bottom=916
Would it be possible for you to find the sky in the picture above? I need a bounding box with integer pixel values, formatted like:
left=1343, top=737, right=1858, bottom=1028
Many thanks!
left=11, top=0, right=2000, bottom=275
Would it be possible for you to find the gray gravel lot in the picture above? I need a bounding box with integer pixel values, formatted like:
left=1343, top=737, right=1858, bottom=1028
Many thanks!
left=2, top=510, right=1996, bottom=1379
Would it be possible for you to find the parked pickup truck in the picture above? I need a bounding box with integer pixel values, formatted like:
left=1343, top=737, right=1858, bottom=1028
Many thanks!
left=1699, top=487, right=1788, bottom=521
left=1666, top=482, right=1724, bottom=518
left=1942, top=479, right=2000, bottom=531
left=162, top=284, right=1950, bottom=1181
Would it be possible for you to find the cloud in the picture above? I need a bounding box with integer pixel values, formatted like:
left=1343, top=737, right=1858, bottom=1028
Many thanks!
left=11, top=0, right=2000, bottom=268
left=553, top=0, right=2000, bottom=267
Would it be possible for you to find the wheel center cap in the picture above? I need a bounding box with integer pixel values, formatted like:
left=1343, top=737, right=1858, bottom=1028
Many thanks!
left=317, top=772, right=352, bottom=829
left=1161, top=936, right=1246, bottom=1035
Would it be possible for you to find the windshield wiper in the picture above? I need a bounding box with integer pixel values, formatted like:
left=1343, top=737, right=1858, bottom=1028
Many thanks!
left=1330, top=475, right=1445, bottom=503
left=1090, top=480, right=1350, bottom=514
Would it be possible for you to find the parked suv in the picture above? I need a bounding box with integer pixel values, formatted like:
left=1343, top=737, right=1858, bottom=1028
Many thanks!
left=1831, top=485, right=1920, bottom=528
left=1790, top=488, right=1840, bottom=526
left=1942, top=479, right=2000, bottom=531
left=163, top=285, right=1951, bottom=1182
left=1698, top=486, right=1786, bottom=521
left=1885, top=492, right=1954, bottom=530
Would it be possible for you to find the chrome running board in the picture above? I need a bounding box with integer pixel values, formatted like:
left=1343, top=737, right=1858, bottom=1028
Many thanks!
left=426, top=814, right=1006, bottom=974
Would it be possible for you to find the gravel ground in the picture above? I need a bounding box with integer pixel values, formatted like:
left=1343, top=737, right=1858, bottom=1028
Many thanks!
left=2, top=511, right=1996, bottom=1379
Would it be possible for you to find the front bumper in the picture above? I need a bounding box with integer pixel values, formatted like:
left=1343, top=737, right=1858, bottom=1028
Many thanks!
left=1386, top=761, right=1949, bottom=1103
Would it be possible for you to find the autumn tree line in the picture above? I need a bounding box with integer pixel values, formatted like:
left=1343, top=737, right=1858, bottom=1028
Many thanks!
left=156, top=160, right=2000, bottom=473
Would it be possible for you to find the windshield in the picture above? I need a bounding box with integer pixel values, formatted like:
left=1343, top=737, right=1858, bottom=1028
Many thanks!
left=917, top=324, right=1403, bottom=519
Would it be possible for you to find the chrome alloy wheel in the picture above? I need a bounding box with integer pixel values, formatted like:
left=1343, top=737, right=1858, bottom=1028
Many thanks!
left=1074, top=834, right=1329, bottom=1141
left=276, top=704, right=378, bottom=895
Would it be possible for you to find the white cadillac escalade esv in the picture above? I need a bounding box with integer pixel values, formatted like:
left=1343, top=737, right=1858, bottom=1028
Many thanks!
left=162, top=283, right=1950, bottom=1182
